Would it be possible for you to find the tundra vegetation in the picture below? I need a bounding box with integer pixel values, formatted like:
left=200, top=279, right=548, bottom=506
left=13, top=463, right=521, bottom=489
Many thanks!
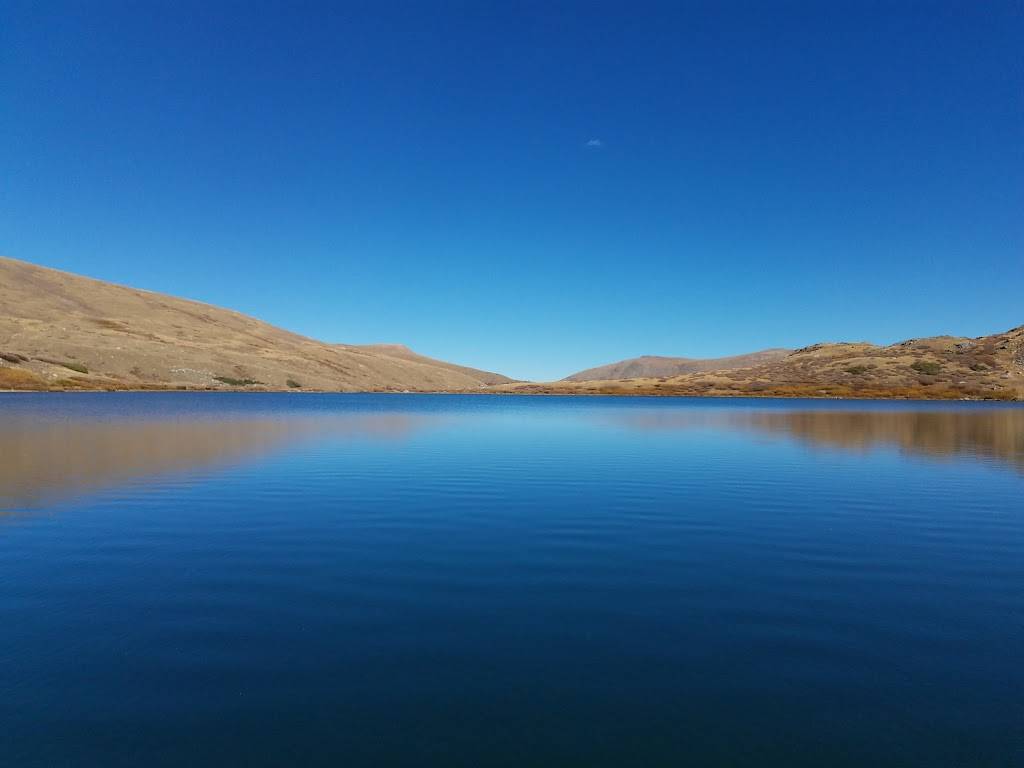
left=1, top=256, right=1021, bottom=400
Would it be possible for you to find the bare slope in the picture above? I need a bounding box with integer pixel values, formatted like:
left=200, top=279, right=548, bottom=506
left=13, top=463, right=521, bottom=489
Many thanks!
left=351, top=344, right=510, bottom=385
left=0, top=256, right=511, bottom=391
left=495, top=328, right=1024, bottom=400
left=565, top=349, right=792, bottom=381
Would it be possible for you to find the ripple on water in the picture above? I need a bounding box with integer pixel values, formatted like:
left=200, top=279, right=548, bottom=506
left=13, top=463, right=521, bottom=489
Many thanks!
left=1, top=394, right=1022, bottom=767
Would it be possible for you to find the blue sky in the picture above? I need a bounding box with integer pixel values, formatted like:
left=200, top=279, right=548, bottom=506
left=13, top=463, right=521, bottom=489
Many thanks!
left=2, top=1, right=1021, bottom=381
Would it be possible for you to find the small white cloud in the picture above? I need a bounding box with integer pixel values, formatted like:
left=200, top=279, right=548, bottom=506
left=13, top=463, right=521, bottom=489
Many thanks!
left=585, top=138, right=604, bottom=148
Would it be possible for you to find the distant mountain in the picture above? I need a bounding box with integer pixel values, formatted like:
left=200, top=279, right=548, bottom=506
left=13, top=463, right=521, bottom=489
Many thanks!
left=0, top=256, right=512, bottom=391
left=564, top=349, right=792, bottom=381
left=494, top=327, right=1024, bottom=400
left=4, top=255, right=1020, bottom=400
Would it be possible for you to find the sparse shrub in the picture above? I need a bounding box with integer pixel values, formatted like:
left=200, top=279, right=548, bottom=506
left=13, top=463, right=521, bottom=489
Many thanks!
left=844, top=365, right=869, bottom=375
left=36, top=357, right=88, bottom=373
left=53, top=377, right=88, bottom=388
left=969, top=363, right=988, bottom=371
left=911, top=361, right=941, bottom=375
left=0, top=367, right=45, bottom=390
left=214, top=375, right=262, bottom=386
left=286, top=379, right=302, bottom=389
left=92, top=318, right=127, bottom=330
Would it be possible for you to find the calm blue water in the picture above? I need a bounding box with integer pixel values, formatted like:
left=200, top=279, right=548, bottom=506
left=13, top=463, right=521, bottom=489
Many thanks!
left=2, top=393, right=1023, bottom=767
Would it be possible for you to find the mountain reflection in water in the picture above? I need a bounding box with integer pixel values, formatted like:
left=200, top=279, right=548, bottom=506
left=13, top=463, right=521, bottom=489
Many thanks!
left=0, top=413, right=434, bottom=509
left=3, top=399, right=1023, bottom=511
left=610, top=406, right=1024, bottom=473
left=2, top=394, right=1022, bottom=767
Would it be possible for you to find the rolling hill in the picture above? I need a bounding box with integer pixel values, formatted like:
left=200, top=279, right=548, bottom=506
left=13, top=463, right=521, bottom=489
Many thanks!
left=496, top=328, right=1024, bottom=400
left=565, top=349, right=792, bottom=381
left=0, top=256, right=512, bottom=391
left=3, top=255, right=1021, bottom=400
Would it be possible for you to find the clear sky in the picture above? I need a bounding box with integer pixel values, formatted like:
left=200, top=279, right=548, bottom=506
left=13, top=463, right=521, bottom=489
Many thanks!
left=2, top=2, right=1021, bottom=381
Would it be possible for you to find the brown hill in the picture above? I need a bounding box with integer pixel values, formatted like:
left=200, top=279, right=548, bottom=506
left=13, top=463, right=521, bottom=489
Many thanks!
left=350, top=343, right=510, bottom=385
left=565, top=349, right=792, bottom=381
left=495, top=328, right=1024, bottom=400
left=0, top=256, right=512, bottom=391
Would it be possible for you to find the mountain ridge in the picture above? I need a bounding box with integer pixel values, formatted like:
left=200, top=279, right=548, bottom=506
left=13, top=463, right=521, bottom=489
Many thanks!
left=493, top=327, right=1024, bottom=400
left=2, top=256, right=1021, bottom=399
left=565, top=349, right=793, bottom=381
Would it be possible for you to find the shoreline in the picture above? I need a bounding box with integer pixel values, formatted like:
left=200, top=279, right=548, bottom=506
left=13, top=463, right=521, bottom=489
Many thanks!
left=0, top=387, right=1019, bottom=403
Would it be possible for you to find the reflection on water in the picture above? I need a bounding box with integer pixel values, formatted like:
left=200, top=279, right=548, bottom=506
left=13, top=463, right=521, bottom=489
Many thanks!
left=3, top=396, right=1022, bottom=511
left=610, top=407, right=1024, bottom=473
left=0, top=413, right=433, bottom=509
left=740, top=409, right=1024, bottom=472
left=2, top=394, right=1023, bottom=767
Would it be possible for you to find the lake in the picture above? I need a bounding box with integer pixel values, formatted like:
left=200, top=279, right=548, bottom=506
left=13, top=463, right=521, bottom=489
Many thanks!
left=1, top=393, right=1022, bottom=767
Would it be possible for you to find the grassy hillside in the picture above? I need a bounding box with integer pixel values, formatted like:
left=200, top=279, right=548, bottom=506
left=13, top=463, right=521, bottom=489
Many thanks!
left=494, top=327, right=1024, bottom=400
left=564, top=349, right=792, bottom=381
left=0, top=256, right=511, bottom=391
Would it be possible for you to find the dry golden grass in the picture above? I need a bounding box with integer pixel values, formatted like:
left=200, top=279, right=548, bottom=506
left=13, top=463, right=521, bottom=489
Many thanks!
left=2, top=255, right=1020, bottom=399
left=0, top=366, right=46, bottom=390
left=485, top=326, right=1024, bottom=401
left=0, top=256, right=512, bottom=391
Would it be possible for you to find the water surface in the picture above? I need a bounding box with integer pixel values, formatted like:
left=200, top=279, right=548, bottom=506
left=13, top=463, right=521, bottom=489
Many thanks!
left=2, top=394, right=1022, bottom=766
